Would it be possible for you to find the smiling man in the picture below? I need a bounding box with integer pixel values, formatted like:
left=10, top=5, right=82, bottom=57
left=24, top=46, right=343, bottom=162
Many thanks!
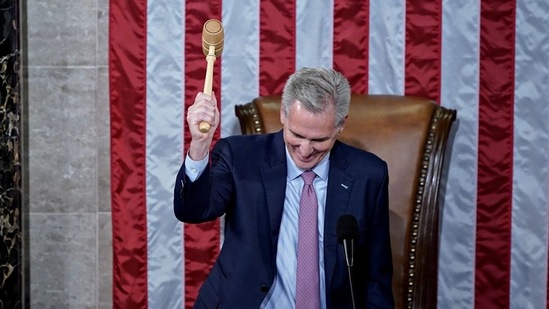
left=174, top=67, right=394, bottom=309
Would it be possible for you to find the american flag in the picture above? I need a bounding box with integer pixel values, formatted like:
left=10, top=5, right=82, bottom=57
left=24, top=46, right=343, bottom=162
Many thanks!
left=109, top=0, right=549, bottom=308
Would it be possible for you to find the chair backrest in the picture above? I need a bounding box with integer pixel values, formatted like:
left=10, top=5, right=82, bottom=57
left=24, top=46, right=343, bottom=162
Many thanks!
left=235, top=94, right=456, bottom=309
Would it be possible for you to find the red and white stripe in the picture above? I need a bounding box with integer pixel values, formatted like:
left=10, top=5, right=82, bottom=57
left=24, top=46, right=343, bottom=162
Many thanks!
left=109, top=0, right=549, bottom=308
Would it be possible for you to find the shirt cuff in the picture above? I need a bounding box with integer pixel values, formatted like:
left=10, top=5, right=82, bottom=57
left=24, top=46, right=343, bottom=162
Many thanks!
left=185, top=152, right=208, bottom=182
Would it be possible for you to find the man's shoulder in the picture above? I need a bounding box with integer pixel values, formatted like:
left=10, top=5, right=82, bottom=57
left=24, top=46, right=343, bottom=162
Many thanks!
left=214, top=131, right=285, bottom=167
left=334, top=141, right=385, bottom=163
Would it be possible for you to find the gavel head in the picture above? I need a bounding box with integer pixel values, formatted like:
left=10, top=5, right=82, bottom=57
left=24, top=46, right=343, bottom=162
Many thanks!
left=202, top=19, right=224, bottom=57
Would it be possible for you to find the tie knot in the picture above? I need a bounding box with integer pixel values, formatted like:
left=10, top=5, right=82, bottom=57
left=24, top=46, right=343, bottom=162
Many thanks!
left=301, top=170, right=316, bottom=185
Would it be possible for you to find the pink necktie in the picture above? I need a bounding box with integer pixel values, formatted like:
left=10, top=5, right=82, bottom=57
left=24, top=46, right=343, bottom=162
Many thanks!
left=296, top=170, right=320, bottom=309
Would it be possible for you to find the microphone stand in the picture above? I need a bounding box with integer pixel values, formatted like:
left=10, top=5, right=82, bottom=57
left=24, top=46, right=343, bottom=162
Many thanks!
left=343, top=239, right=357, bottom=309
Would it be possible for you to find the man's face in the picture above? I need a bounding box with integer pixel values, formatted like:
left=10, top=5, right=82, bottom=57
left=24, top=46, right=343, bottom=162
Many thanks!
left=280, top=100, right=345, bottom=170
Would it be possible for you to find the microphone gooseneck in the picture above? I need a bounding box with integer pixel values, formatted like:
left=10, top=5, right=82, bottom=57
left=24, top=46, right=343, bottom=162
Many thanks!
left=337, top=214, right=359, bottom=309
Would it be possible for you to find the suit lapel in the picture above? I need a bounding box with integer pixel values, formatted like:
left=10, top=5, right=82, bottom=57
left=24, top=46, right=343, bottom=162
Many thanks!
left=324, top=142, right=353, bottom=293
left=260, top=131, right=287, bottom=253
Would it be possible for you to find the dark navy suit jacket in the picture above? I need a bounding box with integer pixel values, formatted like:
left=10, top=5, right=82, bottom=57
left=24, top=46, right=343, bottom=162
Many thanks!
left=174, top=131, right=394, bottom=308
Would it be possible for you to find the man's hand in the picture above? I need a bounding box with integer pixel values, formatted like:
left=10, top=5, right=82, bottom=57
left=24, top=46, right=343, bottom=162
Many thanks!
left=186, top=92, right=220, bottom=160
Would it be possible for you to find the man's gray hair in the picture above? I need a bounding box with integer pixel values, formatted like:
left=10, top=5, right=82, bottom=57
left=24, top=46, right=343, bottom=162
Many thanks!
left=281, top=67, right=351, bottom=127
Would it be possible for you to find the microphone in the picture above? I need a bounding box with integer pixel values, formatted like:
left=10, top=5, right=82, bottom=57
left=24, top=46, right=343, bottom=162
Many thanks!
left=337, top=214, right=359, bottom=309
left=337, top=214, right=359, bottom=266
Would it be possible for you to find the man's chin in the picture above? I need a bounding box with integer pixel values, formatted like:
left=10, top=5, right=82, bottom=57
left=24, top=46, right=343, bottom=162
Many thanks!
left=295, top=160, right=316, bottom=170
left=291, top=152, right=321, bottom=170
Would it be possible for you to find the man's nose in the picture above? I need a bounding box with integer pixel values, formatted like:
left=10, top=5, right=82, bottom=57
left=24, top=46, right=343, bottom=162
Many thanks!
left=300, top=141, right=313, bottom=156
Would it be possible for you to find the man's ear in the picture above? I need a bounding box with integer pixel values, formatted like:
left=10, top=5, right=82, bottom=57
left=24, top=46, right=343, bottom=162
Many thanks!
left=280, top=106, right=286, bottom=125
left=338, top=115, right=349, bottom=135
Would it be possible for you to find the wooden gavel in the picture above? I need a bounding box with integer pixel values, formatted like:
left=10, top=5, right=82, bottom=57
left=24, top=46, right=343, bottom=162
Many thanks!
left=199, top=19, right=224, bottom=133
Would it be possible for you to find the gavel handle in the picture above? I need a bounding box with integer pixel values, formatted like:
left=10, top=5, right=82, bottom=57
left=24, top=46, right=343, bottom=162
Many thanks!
left=199, top=46, right=217, bottom=133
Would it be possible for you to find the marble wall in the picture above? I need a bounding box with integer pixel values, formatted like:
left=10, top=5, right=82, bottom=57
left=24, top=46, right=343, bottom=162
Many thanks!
left=1, top=0, right=23, bottom=307
left=23, top=0, right=112, bottom=307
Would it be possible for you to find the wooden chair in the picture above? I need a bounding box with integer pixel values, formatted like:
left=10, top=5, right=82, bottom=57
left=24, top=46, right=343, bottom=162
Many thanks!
left=235, top=94, right=457, bottom=309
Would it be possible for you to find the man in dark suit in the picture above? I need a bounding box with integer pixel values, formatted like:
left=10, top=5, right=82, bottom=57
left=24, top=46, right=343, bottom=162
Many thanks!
left=174, top=67, right=394, bottom=308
